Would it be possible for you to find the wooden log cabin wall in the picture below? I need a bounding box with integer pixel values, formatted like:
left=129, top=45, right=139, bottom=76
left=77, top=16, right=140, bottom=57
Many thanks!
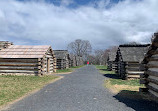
left=107, top=50, right=117, bottom=71
left=140, top=33, right=158, bottom=98
left=0, top=45, right=56, bottom=75
left=0, top=41, right=13, bottom=50
left=116, top=44, right=149, bottom=79
left=54, top=50, right=70, bottom=69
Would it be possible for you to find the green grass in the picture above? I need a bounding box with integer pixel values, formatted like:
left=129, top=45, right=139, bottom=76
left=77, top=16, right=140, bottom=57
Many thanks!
left=95, top=65, right=144, bottom=94
left=109, top=78, right=143, bottom=86
left=95, top=65, right=115, bottom=74
left=95, top=65, right=107, bottom=69
left=0, top=75, right=58, bottom=106
left=56, top=65, right=85, bottom=73
left=71, top=65, right=85, bottom=69
left=56, top=69, right=72, bottom=73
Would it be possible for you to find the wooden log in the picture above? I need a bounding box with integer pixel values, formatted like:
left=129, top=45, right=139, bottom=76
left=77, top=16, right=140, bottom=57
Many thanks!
left=0, top=59, right=38, bottom=63
left=0, top=67, right=38, bottom=70
left=0, top=64, right=38, bottom=67
left=0, top=70, right=38, bottom=73
left=128, top=75, right=140, bottom=78
left=146, top=83, right=158, bottom=95
left=147, top=76, right=158, bottom=85
left=126, top=71, right=144, bottom=75
left=148, top=89, right=158, bottom=98
left=146, top=69, right=158, bottom=77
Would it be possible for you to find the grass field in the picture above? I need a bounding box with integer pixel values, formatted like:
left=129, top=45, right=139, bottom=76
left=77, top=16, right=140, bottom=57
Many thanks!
left=0, top=75, right=58, bottom=106
left=56, top=65, right=85, bottom=73
left=95, top=65, right=115, bottom=74
left=95, top=65, right=144, bottom=94
left=56, top=69, right=72, bottom=73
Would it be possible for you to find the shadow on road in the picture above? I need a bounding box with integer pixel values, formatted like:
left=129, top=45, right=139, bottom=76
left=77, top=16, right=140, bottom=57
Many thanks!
left=114, top=90, right=158, bottom=111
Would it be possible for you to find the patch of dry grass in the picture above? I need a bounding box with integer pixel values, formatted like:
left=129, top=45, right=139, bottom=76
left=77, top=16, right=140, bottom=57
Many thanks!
left=105, top=80, right=142, bottom=94
left=0, top=75, right=58, bottom=106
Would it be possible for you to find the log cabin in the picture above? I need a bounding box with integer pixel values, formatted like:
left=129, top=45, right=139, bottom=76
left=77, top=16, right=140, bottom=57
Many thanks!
left=54, top=50, right=70, bottom=69
left=69, top=54, right=77, bottom=67
left=116, top=44, right=149, bottom=79
left=107, top=50, right=117, bottom=71
left=0, top=41, right=13, bottom=50
left=140, top=33, right=158, bottom=98
left=0, top=45, right=56, bottom=75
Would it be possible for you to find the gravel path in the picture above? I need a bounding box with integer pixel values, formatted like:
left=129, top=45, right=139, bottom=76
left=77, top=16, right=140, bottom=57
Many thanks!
left=3, top=66, right=158, bottom=111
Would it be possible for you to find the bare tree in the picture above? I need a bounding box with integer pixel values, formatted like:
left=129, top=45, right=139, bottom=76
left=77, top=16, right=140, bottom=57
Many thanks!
left=94, top=49, right=110, bottom=65
left=67, top=39, right=92, bottom=57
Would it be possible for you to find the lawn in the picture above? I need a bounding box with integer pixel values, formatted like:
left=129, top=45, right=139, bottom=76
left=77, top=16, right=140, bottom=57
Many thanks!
left=56, top=69, right=72, bottom=73
left=56, top=65, right=85, bottom=73
left=95, top=65, right=115, bottom=74
left=0, top=75, right=58, bottom=107
left=95, top=65, right=144, bottom=94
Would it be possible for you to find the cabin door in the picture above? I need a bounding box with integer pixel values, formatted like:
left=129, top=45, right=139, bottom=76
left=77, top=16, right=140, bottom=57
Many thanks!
left=47, top=58, right=50, bottom=73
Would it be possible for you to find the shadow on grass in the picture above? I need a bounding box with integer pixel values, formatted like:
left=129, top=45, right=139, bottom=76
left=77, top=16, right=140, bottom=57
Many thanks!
left=114, top=90, right=158, bottom=111
left=99, top=69, right=109, bottom=71
left=103, top=74, right=119, bottom=79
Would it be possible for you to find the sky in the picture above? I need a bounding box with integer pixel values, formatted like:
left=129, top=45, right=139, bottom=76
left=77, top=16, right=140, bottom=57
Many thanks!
left=0, top=0, right=158, bottom=50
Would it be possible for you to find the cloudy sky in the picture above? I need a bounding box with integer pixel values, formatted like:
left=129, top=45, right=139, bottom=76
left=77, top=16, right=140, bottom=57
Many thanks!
left=0, top=0, right=158, bottom=50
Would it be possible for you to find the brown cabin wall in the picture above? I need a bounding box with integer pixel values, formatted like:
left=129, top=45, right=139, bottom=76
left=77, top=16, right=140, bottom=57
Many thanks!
left=107, top=61, right=117, bottom=71
left=117, top=61, right=143, bottom=79
left=41, top=50, right=56, bottom=74
left=56, top=59, right=67, bottom=69
left=125, top=62, right=144, bottom=79
left=0, top=49, right=56, bottom=75
left=0, top=58, right=39, bottom=75
left=141, top=53, right=158, bottom=98
left=117, top=48, right=144, bottom=79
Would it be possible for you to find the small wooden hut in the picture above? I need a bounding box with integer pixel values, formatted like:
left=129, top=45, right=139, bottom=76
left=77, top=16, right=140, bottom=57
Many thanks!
left=140, top=33, right=158, bottom=98
left=0, top=41, right=13, bottom=50
left=54, top=50, right=70, bottom=69
left=107, top=50, right=117, bottom=71
left=0, top=45, right=56, bottom=75
left=116, top=44, right=149, bottom=79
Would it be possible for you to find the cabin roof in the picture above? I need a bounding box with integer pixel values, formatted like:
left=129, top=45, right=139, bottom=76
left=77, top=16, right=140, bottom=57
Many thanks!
left=54, top=50, right=69, bottom=59
left=0, top=45, right=51, bottom=58
left=118, top=45, right=149, bottom=62
left=108, top=50, right=117, bottom=61
left=119, top=43, right=150, bottom=47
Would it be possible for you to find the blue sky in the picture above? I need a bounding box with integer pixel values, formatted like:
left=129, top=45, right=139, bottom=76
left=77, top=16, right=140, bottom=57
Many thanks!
left=0, top=0, right=158, bottom=50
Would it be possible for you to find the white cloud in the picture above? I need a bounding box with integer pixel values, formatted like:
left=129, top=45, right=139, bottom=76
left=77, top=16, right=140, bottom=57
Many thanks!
left=0, top=0, right=158, bottom=50
left=61, top=0, right=74, bottom=6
